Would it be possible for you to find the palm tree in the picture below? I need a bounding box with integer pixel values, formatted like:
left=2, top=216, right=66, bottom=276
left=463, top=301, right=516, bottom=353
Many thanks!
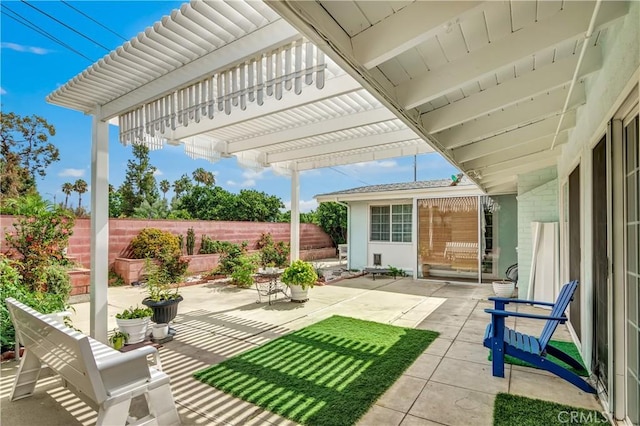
left=159, top=179, right=170, bottom=200
left=192, top=167, right=215, bottom=187
left=61, top=182, right=73, bottom=208
left=74, top=179, right=88, bottom=209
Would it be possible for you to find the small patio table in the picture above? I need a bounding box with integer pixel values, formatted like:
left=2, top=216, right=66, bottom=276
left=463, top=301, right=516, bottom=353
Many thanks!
left=364, top=267, right=391, bottom=281
left=255, top=270, right=289, bottom=305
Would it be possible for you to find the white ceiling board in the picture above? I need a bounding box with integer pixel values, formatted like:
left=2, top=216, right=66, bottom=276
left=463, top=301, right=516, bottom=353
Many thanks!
left=510, top=0, right=537, bottom=32
left=536, top=0, right=564, bottom=21
left=436, top=86, right=582, bottom=148
left=416, top=38, right=449, bottom=71
left=437, top=26, right=469, bottom=63
left=320, top=0, right=370, bottom=37
left=396, top=2, right=618, bottom=109
left=475, top=150, right=559, bottom=177
left=356, top=1, right=395, bottom=26
left=352, top=1, right=485, bottom=69
left=483, top=1, right=512, bottom=42
left=378, top=59, right=410, bottom=86
left=422, top=50, right=600, bottom=133
left=395, top=49, right=429, bottom=80
left=462, top=132, right=569, bottom=169
left=452, top=112, right=575, bottom=163
left=458, top=8, right=490, bottom=53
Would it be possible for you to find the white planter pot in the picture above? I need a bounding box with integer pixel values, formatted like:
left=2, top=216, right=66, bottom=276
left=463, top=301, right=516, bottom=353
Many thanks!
left=116, top=317, right=150, bottom=344
left=492, top=281, right=515, bottom=298
left=152, top=323, right=169, bottom=339
left=289, top=285, right=309, bottom=303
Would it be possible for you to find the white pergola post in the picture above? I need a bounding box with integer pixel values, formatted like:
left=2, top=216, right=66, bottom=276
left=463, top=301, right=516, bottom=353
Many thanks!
left=290, top=169, right=300, bottom=262
left=90, top=107, right=109, bottom=343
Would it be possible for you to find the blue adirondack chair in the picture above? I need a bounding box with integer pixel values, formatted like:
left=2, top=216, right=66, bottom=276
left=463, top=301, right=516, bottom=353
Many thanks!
left=483, top=280, right=595, bottom=394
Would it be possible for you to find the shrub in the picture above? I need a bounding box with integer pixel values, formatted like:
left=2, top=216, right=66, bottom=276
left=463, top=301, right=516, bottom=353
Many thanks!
left=256, top=233, right=289, bottom=267
left=217, top=241, right=249, bottom=275
left=130, top=228, right=180, bottom=260
left=0, top=257, right=68, bottom=351
left=200, top=236, right=227, bottom=254
left=230, top=254, right=259, bottom=288
left=4, top=200, right=75, bottom=292
left=143, top=258, right=181, bottom=301
left=130, top=228, right=188, bottom=283
left=44, top=263, right=72, bottom=300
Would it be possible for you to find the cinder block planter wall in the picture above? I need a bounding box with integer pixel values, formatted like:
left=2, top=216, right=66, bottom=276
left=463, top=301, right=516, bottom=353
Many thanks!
left=1, top=216, right=336, bottom=293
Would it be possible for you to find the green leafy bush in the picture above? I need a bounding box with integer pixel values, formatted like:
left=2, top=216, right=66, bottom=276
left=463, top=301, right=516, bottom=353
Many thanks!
left=199, top=236, right=238, bottom=255
left=217, top=241, right=249, bottom=275
left=1, top=257, right=68, bottom=351
left=256, top=233, right=289, bottom=267
left=130, top=228, right=180, bottom=259
left=115, top=306, right=153, bottom=319
left=4, top=197, right=75, bottom=292
left=43, top=263, right=72, bottom=299
left=281, top=260, right=318, bottom=290
left=230, top=254, right=259, bottom=288
left=130, top=228, right=188, bottom=283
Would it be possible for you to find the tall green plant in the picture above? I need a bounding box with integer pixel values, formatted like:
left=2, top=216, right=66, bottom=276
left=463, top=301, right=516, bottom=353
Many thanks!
left=186, top=227, right=195, bottom=255
left=230, top=254, right=259, bottom=288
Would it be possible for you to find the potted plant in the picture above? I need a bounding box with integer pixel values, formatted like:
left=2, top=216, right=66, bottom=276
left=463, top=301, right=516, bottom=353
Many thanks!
left=141, top=258, right=184, bottom=324
left=108, top=329, right=128, bottom=350
left=492, top=263, right=518, bottom=298
left=281, top=260, right=318, bottom=303
left=115, top=306, right=152, bottom=344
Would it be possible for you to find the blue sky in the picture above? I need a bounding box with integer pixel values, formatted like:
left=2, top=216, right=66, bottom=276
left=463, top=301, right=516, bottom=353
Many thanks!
left=1, top=1, right=459, bottom=212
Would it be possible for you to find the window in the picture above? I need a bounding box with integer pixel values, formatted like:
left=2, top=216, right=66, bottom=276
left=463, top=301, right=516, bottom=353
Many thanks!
left=370, top=204, right=412, bottom=242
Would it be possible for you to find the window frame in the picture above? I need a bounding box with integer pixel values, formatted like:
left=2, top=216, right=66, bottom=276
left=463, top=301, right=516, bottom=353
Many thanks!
left=369, top=203, right=412, bottom=243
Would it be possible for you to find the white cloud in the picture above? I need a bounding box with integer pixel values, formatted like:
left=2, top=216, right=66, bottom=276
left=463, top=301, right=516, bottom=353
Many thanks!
left=242, top=169, right=265, bottom=179
left=58, top=168, right=85, bottom=178
left=153, top=169, right=163, bottom=176
left=0, top=87, right=6, bottom=95
left=350, top=160, right=397, bottom=169
left=226, top=179, right=256, bottom=188
left=283, top=199, right=318, bottom=213
left=1, top=42, right=51, bottom=55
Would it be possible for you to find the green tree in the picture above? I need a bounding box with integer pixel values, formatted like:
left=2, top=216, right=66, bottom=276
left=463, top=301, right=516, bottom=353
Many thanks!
left=159, top=179, right=170, bottom=200
left=276, top=210, right=318, bottom=224
left=234, top=189, right=284, bottom=222
left=316, top=202, right=347, bottom=246
left=177, top=186, right=235, bottom=220
left=119, top=143, right=159, bottom=216
left=132, top=199, right=169, bottom=219
left=172, top=174, right=192, bottom=199
left=61, top=182, right=73, bottom=209
left=1, top=111, right=60, bottom=197
left=108, top=184, right=123, bottom=218
left=73, top=179, right=88, bottom=210
left=192, top=167, right=215, bottom=187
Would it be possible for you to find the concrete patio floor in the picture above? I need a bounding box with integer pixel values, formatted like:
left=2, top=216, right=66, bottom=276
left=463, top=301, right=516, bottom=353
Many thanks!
left=1, top=276, right=602, bottom=425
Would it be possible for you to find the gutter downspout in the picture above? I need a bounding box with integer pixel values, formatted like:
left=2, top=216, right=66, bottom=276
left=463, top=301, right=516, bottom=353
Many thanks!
left=550, top=0, right=602, bottom=150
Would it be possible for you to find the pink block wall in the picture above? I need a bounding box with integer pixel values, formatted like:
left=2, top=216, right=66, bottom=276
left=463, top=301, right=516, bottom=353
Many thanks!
left=1, top=216, right=335, bottom=270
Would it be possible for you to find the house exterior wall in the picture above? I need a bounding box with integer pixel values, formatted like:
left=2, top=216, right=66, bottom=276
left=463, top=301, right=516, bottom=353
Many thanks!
left=516, top=176, right=559, bottom=298
left=348, top=202, right=369, bottom=270
left=516, top=2, right=638, bottom=419
left=494, top=195, right=518, bottom=277
left=368, top=242, right=414, bottom=271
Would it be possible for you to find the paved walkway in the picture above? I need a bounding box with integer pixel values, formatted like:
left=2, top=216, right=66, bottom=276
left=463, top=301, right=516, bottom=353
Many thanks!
left=1, top=276, right=601, bottom=425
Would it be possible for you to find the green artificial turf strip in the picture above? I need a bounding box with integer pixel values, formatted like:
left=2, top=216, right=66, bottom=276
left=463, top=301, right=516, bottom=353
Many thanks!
left=194, top=315, right=439, bottom=426
left=494, top=393, right=607, bottom=426
left=488, top=340, right=589, bottom=377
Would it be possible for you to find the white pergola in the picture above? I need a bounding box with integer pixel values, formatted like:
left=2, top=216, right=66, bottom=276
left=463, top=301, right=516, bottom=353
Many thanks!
left=47, top=1, right=432, bottom=341
left=47, top=1, right=633, bottom=341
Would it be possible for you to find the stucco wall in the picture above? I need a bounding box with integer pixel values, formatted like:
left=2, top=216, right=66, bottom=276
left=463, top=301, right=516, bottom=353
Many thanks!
left=494, top=194, right=518, bottom=277
left=348, top=202, right=369, bottom=270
